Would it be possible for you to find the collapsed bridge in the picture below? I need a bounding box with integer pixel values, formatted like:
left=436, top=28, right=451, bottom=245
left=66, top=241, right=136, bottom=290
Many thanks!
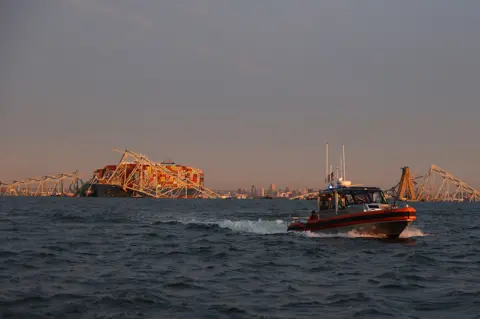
left=80, top=149, right=221, bottom=199
left=0, top=171, right=83, bottom=197
left=385, top=165, right=480, bottom=202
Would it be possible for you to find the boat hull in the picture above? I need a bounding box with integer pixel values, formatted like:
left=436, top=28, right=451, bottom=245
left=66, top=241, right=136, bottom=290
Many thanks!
left=311, top=220, right=412, bottom=238
left=287, top=207, right=416, bottom=238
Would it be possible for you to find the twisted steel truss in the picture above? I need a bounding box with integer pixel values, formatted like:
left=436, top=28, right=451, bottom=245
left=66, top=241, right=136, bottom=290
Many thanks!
left=95, top=149, right=221, bottom=199
left=0, top=171, right=83, bottom=196
left=387, top=164, right=479, bottom=202
left=416, top=165, right=480, bottom=202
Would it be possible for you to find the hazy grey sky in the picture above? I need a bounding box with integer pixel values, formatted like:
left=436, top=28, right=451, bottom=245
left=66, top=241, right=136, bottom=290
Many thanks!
left=1, top=0, right=479, bottom=189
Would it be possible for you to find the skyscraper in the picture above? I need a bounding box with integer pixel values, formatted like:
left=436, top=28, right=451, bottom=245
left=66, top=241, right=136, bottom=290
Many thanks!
left=251, top=185, right=256, bottom=197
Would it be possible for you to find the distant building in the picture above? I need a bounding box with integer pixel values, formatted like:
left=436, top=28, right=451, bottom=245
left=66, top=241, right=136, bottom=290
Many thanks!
left=251, top=185, right=256, bottom=197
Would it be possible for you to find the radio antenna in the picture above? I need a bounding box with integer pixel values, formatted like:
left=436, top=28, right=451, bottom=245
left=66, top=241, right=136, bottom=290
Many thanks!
left=325, top=142, right=329, bottom=184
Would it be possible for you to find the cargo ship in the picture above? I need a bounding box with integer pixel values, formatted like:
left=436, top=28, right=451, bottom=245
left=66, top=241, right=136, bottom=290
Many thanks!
left=80, top=160, right=206, bottom=198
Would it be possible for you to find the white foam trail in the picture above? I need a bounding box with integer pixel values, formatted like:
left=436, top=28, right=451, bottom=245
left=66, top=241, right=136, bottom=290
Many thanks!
left=159, top=218, right=428, bottom=238
left=399, top=226, right=426, bottom=238
left=218, top=219, right=285, bottom=234
left=170, top=218, right=287, bottom=234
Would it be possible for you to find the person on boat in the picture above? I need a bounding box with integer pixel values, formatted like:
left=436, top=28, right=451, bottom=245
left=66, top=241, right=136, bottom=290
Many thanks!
left=308, top=210, right=319, bottom=222
left=338, top=197, right=346, bottom=210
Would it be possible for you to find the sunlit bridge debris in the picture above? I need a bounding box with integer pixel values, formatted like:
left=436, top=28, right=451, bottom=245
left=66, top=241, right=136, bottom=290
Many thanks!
left=0, top=171, right=83, bottom=197
left=385, top=165, right=479, bottom=203
left=79, top=149, right=221, bottom=199
left=289, top=192, right=319, bottom=200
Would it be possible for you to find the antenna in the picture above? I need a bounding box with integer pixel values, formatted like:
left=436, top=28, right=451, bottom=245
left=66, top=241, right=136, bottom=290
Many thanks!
left=342, top=144, right=346, bottom=181
left=325, top=142, right=329, bottom=184
left=330, top=164, right=332, bottom=184
left=340, top=156, right=343, bottom=180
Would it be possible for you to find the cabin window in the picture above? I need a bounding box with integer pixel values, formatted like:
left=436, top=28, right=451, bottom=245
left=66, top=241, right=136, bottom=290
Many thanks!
left=320, top=199, right=327, bottom=210
left=318, top=189, right=387, bottom=210
left=318, top=195, right=335, bottom=210
left=347, top=190, right=387, bottom=204
left=351, top=192, right=369, bottom=204
left=344, top=194, right=354, bottom=206
left=319, top=198, right=330, bottom=210
left=373, top=191, right=387, bottom=204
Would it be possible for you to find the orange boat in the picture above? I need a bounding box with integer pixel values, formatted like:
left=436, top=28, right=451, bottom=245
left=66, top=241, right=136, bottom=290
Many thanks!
left=287, top=143, right=416, bottom=238
left=287, top=185, right=416, bottom=238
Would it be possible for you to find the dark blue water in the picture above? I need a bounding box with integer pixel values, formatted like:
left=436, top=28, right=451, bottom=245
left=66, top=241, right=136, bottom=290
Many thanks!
left=1, top=198, right=479, bottom=318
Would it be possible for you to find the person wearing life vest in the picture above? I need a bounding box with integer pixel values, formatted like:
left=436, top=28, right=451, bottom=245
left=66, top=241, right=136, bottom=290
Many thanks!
left=308, top=210, right=319, bottom=222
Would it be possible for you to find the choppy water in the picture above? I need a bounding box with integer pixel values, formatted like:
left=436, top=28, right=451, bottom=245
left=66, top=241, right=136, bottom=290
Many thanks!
left=1, top=197, right=479, bottom=318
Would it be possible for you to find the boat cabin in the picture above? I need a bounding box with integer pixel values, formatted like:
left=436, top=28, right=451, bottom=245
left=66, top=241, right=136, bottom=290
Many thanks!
left=317, top=186, right=388, bottom=211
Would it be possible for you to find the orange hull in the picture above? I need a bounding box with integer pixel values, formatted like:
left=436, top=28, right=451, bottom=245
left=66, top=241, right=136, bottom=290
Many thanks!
left=287, top=207, right=416, bottom=238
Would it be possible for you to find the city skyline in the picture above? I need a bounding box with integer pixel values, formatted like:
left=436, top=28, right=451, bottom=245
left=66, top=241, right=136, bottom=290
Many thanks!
left=2, top=1, right=480, bottom=190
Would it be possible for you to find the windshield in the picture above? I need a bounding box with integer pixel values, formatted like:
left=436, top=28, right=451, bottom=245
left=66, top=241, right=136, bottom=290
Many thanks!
left=372, top=190, right=387, bottom=204
left=342, top=189, right=388, bottom=205
left=318, top=188, right=388, bottom=210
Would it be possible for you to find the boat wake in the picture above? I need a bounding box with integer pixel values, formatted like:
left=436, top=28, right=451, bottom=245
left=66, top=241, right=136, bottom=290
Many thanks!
left=158, top=218, right=427, bottom=238
left=168, top=218, right=287, bottom=235
left=399, top=226, right=426, bottom=238
left=217, top=219, right=286, bottom=234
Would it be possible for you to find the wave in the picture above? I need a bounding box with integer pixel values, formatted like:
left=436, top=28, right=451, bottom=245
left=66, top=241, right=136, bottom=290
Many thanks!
left=155, top=218, right=287, bottom=235
left=155, top=218, right=428, bottom=239
left=399, top=225, right=426, bottom=238
left=217, top=219, right=286, bottom=234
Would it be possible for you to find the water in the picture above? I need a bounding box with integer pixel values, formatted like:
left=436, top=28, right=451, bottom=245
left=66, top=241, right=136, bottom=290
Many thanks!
left=1, top=197, right=479, bottom=319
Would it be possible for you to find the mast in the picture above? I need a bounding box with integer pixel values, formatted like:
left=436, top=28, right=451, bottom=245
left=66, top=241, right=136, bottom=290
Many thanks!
left=325, top=142, right=329, bottom=184
left=340, top=156, right=343, bottom=180
left=330, top=165, right=332, bottom=185
left=342, top=144, right=346, bottom=181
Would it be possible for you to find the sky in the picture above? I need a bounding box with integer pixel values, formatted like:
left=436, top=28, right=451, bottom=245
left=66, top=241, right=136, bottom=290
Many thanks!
left=1, top=0, right=480, bottom=190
